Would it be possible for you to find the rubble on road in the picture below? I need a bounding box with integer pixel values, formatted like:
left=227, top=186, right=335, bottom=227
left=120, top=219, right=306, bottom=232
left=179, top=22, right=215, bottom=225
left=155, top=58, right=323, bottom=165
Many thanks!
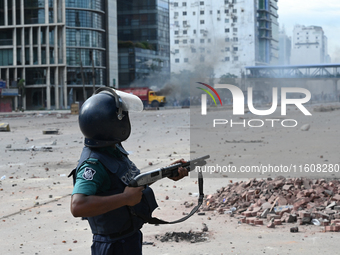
left=155, top=230, right=209, bottom=243
left=314, top=105, right=340, bottom=112
left=202, top=177, right=340, bottom=232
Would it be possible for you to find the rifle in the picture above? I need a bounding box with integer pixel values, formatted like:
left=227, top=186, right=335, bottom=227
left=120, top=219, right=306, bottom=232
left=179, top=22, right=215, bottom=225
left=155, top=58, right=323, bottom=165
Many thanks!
left=128, top=155, right=209, bottom=187
left=128, top=155, right=209, bottom=224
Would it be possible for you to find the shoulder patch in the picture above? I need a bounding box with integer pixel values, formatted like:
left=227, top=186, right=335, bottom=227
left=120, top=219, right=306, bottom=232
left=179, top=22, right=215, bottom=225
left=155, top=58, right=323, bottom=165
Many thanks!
left=82, top=167, right=96, bottom=180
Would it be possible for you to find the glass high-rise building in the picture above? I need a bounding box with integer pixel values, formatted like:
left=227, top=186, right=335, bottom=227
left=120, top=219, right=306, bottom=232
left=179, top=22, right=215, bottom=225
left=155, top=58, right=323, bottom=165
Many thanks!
left=117, top=0, right=170, bottom=87
left=0, top=0, right=118, bottom=110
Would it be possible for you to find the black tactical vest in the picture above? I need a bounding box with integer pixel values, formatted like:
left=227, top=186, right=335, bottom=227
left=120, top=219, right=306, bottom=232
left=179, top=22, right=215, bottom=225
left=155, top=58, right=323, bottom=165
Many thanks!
left=70, top=146, right=158, bottom=238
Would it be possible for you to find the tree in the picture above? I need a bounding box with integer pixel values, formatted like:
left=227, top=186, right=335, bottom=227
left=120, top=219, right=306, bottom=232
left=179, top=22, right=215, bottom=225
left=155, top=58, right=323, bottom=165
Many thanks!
left=219, top=73, right=238, bottom=85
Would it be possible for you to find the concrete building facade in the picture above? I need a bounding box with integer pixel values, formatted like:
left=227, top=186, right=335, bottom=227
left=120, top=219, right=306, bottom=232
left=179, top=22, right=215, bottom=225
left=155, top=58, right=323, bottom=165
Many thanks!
left=278, top=27, right=291, bottom=65
left=0, top=0, right=118, bottom=110
left=290, top=25, right=331, bottom=65
left=169, top=0, right=279, bottom=77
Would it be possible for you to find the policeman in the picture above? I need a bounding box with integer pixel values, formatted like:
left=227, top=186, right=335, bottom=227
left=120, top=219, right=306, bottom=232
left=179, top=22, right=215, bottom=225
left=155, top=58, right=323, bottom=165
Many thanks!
left=70, top=88, right=187, bottom=255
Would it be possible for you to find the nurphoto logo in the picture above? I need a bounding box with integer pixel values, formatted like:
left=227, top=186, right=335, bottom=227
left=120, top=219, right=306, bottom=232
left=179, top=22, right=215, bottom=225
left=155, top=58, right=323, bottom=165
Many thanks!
left=197, top=83, right=312, bottom=128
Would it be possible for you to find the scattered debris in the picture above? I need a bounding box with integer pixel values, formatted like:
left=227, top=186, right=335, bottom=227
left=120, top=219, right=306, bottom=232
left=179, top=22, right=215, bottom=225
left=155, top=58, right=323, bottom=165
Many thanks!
left=142, top=242, right=154, bottom=245
left=203, top=177, right=340, bottom=232
left=0, top=123, right=10, bottom=131
left=300, top=124, right=310, bottom=131
left=9, top=146, right=53, bottom=152
left=225, top=140, right=263, bottom=143
left=42, top=128, right=59, bottom=135
left=155, top=231, right=208, bottom=243
left=290, top=227, right=299, bottom=233
left=314, top=105, right=340, bottom=112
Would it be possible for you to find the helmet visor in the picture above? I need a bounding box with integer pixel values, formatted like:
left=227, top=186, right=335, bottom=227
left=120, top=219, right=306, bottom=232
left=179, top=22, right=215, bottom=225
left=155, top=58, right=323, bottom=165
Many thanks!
left=94, top=87, right=143, bottom=112
left=116, top=89, right=144, bottom=112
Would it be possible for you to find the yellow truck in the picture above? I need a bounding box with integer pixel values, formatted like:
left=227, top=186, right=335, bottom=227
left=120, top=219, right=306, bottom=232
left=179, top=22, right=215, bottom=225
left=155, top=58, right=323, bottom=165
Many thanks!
left=119, top=87, right=166, bottom=107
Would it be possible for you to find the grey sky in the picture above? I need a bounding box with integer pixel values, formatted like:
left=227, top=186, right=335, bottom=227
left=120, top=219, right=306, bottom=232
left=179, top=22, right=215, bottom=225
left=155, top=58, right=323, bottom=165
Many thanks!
left=278, top=0, right=340, bottom=62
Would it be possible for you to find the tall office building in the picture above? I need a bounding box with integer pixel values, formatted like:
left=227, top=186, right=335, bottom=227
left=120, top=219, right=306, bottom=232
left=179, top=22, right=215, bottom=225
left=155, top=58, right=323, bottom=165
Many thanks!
left=290, top=25, right=331, bottom=65
left=0, top=0, right=118, bottom=110
left=116, top=0, right=170, bottom=87
left=169, top=0, right=279, bottom=77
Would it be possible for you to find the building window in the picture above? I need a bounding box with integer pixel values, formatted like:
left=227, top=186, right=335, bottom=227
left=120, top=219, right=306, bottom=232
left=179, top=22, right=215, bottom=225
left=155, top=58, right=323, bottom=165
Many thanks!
left=225, top=28, right=230, bottom=33
left=306, top=37, right=308, bottom=39
left=233, top=28, right=237, bottom=32
left=234, top=56, right=238, bottom=61
left=184, top=58, right=188, bottom=62
left=232, top=17, right=237, bottom=23
left=200, top=1, right=204, bottom=5
left=225, top=38, right=230, bottom=42
left=183, top=21, right=187, bottom=25
left=175, top=31, right=179, bottom=35
left=225, top=57, right=230, bottom=61
left=225, top=47, right=230, bottom=51
left=225, top=9, right=229, bottom=14
left=233, top=9, right=237, bottom=13
left=200, top=56, right=205, bottom=62
left=175, top=49, right=179, bottom=53
left=175, top=58, right=179, bottom=63
left=174, top=2, right=178, bottom=7
left=210, top=10, right=213, bottom=14
left=225, top=0, right=229, bottom=3
left=183, top=39, right=187, bottom=44
left=183, top=2, right=187, bottom=6
left=233, top=37, right=238, bottom=42
left=175, top=21, right=179, bottom=26
left=191, top=39, right=195, bottom=43
left=191, top=48, right=196, bottom=53
left=233, top=47, right=238, bottom=51
left=297, top=37, right=299, bottom=40
left=174, top=12, right=179, bottom=16
left=217, top=10, right=220, bottom=14
left=225, top=19, right=229, bottom=23
left=175, top=40, right=179, bottom=44
left=200, top=39, right=205, bottom=43
left=183, top=30, right=187, bottom=34
left=183, top=11, right=187, bottom=15
left=193, top=11, right=196, bottom=15
left=193, top=29, right=196, bottom=34
left=232, top=0, right=236, bottom=3
left=200, top=20, right=205, bottom=24
left=200, top=10, right=204, bottom=15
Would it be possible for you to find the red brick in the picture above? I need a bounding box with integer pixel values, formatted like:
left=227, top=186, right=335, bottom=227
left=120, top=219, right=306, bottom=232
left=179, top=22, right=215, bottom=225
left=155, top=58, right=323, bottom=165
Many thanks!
left=332, top=194, right=340, bottom=201
left=242, top=211, right=253, bottom=217
left=267, top=221, right=275, bottom=228
left=255, top=219, right=263, bottom=225
left=325, top=226, right=332, bottom=232
left=274, top=219, right=282, bottom=225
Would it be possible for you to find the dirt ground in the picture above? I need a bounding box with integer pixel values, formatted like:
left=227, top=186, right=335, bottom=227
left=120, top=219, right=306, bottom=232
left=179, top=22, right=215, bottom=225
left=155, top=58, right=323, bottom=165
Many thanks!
left=0, top=105, right=340, bottom=255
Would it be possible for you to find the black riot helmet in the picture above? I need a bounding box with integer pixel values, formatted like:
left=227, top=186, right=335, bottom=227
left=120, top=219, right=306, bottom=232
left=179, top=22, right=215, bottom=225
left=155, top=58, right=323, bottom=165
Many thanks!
left=78, top=87, right=143, bottom=147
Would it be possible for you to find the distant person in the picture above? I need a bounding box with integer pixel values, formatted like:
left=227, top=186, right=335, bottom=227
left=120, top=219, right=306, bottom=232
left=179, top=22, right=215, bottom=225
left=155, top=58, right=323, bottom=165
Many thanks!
left=69, top=88, right=188, bottom=255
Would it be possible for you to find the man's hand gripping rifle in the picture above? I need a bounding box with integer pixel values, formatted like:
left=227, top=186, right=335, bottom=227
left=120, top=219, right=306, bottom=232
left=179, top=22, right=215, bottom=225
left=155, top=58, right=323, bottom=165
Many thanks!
left=128, top=155, right=209, bottom=224
left=128, top=155, right=209, bottom=188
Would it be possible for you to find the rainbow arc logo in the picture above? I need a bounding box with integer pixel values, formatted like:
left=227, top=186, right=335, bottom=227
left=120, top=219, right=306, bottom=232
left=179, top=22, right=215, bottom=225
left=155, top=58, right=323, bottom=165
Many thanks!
left=196, top=82, right=223, bottom=106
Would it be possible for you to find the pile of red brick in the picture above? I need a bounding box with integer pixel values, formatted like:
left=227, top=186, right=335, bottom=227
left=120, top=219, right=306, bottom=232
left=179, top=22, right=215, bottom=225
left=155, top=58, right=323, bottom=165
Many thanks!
left=202, top=176, right=340, bottom=232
